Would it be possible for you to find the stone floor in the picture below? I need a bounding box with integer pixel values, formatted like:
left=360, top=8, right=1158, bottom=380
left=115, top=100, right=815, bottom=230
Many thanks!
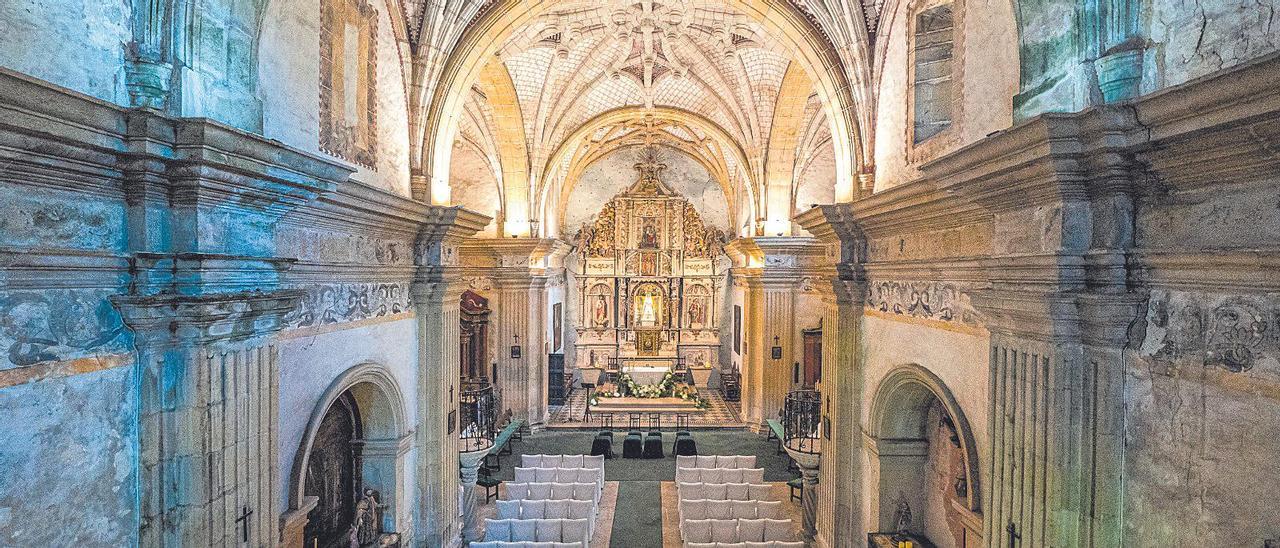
left=547, top=387, right=744, bottom=428
left=475, top=429, right=804, bottom=547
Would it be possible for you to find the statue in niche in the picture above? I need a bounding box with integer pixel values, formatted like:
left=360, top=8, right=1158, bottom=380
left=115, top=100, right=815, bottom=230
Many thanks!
left=592, top=294, right=609, bottom=328
left=688, top=297, right=706, bottom=328
left=893, top=497, right=912, bottom=538
left=350, top=488, right=388, bottom=546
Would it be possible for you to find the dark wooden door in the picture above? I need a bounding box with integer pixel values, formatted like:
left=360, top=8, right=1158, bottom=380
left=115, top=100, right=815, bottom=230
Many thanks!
left=548, top=353, right=565, bottom=405
left=304, top=392, right=362, bottom=547
left=802, top=330, right=822, bottom=388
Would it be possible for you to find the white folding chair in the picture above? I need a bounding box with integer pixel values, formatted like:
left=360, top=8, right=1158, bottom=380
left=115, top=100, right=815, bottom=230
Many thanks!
left=522, top=500, right=547, bottom=519
left=741, top=468, right=765, bottom=483
left=748, top=484, right=773, bottom=500
left=676, top=455, right=697, bottom=469
left=702, top=483, right=727, bottom=500
left=681, top=519, right=713, bottom=543
left=514, top=468, right=537, bottom=483
left=562, top=518, right=590, bottom=544
left=510, top=519, right=537, bottom=541
left=496, top=500, right=521, bottom=519
left=706, top=502, right=733, bottom=520
left=507, top=483, right=530, bottom=500
left=522, top=455, right=543, bottom=468
left=544, top=499, right=570, bottom=519
left=483, top=519, right=512, bottom=541
left=695, top=455, right=717, bottom=468
left=551, top=482, right=574, bottom=500
left=725, top=482, right=750, bottom=501
left=762, top=519, right=793, bottom=541
left=730, top=500, right=757, bottom=519
left=756, top=500, right=783, bottom=519
left=528, top=482, right=553, bottom=500
left=535, top=519, right=563, bottom=543
left=709, top=519, right=739, bottom=543
left=675, top=468, right=699, bottom=483
left=737, top=519, right=766, bottom=542
left=561, top=455, right=584, bottom=468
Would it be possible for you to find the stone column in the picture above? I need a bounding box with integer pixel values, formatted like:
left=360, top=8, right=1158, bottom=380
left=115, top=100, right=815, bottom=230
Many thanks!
left=458, top=448, right=488, bottom=542
left=463, top=239, right=569, bottom=425
left=115, top=292, right=299, bottom=548
left=411, top=208, right=490, bottom=548
left=110, top=112, right=350, bottom=548
left=796, top=205, right=868, bottom=548
left=794, top=454, right=822, bottom=543
left=726, top=238, right=829, bottom=426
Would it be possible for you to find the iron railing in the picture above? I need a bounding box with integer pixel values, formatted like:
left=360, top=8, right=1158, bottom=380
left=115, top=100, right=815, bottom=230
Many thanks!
left=459, top=384, right=497, bottom=453
left=783, top=389, right=822, bottom=454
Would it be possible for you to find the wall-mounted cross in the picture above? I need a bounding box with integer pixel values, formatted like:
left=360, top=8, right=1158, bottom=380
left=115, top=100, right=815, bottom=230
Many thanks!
left=236, top=506, right=254, bottom=543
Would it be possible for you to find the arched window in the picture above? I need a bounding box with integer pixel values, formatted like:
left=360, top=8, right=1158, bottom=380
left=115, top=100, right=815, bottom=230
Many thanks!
left=909, top=2, right=957, bottom=145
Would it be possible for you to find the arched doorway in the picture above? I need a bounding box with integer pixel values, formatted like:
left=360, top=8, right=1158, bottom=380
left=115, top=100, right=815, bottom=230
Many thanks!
left=285, top=364, right=409, bottom=547
left=867, top=364, right=982, bottom=547
left=460, top=290, right=491, bottom=383
left=304, top=392, right=362, bottom=545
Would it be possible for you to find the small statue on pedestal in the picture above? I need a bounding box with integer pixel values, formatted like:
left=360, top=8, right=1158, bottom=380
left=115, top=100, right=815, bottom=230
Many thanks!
left=893, top=498, right=913, bottom=541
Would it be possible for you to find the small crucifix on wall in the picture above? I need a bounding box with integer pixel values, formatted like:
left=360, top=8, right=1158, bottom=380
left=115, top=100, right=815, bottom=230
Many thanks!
left=235, top=506, right=253, bottom=543
left=511, top=335, right=522, bottom=359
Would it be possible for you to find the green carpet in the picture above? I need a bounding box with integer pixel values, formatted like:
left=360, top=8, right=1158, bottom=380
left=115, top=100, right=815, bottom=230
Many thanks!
left=612, top=480, right=663, bottom=547
left=486, top=429, right=797, bottom=546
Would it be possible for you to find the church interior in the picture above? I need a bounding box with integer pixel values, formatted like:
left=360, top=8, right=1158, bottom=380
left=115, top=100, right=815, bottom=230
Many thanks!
left=0, top=0, right=1277, bottom=546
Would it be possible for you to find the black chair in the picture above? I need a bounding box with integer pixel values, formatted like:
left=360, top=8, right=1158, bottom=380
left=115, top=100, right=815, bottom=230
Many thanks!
left=643, top=431, right=665, bottom=458
left=673, top=432, right=697, bottom=456
left=788, top=477, right=803, bottom=502
left=597, top=412, right=614, bottom=431
left=478, top=468, right=502, bottom=503
left=591, top=431, right=614, bottom=458
left=647, top=413, right=662, bottom=431
left=628, top=413, right=642, bottom=430
left=623, top=431, right=644, bottom=458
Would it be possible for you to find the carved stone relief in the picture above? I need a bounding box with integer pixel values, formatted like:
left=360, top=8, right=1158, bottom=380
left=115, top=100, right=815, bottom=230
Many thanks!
left=284, top=282, right=412, bottom=328
left=865, top=281, right=981, bottom=326
left=1139, top=290, right=1278, bottom=374
left=0, top=289, right=132, bottom=369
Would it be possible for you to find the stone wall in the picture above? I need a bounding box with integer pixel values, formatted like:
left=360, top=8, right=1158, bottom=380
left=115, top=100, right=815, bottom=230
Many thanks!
left=260, top=0, right=412, bottom=196
left=0, top=0, right=131, bottom=104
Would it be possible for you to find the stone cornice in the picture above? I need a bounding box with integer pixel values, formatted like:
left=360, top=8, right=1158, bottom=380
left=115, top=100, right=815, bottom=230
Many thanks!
left=112, top=289, right=303, bottom=345
left=460, top=238, right=570, bottom=272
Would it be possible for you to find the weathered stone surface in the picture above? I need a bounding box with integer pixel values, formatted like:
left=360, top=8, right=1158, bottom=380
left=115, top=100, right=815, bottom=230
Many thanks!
left=1127, top=289, right=1280, bottom=545
left=0, top=365, right=137, bottom=546
left=0, top=0, right=131, bottom=105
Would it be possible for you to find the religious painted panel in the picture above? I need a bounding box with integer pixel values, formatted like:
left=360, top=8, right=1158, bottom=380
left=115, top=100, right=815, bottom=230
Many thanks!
left=319, top=0, right=379, bottom=168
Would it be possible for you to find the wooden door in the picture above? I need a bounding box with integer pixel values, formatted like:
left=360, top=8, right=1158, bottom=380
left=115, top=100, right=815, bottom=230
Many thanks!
left=802, top=330, right=822, bottom=388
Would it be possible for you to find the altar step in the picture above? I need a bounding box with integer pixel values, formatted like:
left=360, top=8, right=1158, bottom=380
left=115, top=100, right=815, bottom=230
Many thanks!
left=590, top=397, right=705, bottom=413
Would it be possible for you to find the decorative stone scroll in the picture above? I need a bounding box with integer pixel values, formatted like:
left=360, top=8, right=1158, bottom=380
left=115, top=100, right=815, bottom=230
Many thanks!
left=284, top=282, right=412, bottom=328
left=865, top=281, right=981, bottom=326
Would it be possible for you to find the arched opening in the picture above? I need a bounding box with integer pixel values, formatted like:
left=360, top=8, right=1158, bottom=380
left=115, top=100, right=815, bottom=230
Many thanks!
left=285, top=364, right=409, bottom=547
left=460, top=290, right=492, bottom=383
left=867, top=364, right=982, bottom=547
left=304, top=392, right=363, bottom=545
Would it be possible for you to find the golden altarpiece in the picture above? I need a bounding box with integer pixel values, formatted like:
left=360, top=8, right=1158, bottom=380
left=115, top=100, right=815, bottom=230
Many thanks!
left=572, top=151, right=727, bottom=384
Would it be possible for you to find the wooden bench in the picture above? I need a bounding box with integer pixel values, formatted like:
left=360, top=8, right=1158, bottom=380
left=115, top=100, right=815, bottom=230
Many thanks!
left=765, top=419, right=786, bottom=454
left=484, top=419, right=526, bottom=469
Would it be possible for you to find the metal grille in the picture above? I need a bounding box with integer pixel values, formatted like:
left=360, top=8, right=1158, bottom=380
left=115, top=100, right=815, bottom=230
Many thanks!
left=459, top=384, right=497, bottom=453
left=783, top=389, right=822, bottom=454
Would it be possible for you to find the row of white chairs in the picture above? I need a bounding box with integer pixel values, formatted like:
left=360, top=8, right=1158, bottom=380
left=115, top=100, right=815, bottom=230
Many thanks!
left=471, top=542, right=582, bottom=548
left=679, top=499, right=783, bottom=521
left=497, top=499, right=595, bottom=520
left=514, top=467, right=604, bottom=492
left=680, top=518, right=795, bottom=544
left=677, top=455, right=757, bottom=469
left=677, top=482, right=774, bottom=501
left=684, top=542, right=805, bottom=548
left=521, top=454, right=605, bottom=469
left=483, top=518, right=590, bottom=545
left=504, top=482, right=600, bottom=504
left=675, top=467, right=765, bottom=484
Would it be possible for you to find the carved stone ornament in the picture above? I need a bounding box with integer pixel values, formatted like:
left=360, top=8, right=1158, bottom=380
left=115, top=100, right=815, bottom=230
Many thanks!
left=865, top=281, right=981, bottom=326
left=1140, top=290, right=1277, bottom=374
left=284, top=282, right=411, bottom=328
